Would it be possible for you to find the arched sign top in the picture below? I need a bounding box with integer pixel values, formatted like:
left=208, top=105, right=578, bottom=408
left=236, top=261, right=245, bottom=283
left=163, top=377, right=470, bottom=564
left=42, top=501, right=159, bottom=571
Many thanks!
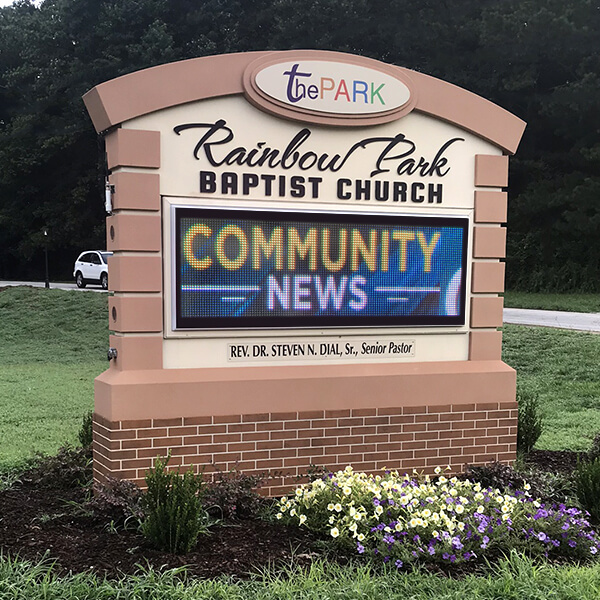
left=84, top=49, right=525, bottom=154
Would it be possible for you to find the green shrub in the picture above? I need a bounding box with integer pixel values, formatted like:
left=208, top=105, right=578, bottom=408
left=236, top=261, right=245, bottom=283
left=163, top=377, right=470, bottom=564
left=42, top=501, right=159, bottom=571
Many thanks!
left=141, top=455, right=209, bottom=554
left=575, top=458, right=600, bottom=524
left=517, top=388, right=543, bottom=454
left=92, top=477, right=145, bottom=528
left=78, top=410, right=94, bottom=448
left=204, top=467, right=265, bottom=520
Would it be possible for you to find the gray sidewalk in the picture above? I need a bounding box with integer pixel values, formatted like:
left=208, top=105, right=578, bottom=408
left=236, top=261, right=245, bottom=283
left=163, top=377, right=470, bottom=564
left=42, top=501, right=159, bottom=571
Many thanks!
left=503, top=308, right=600, bottom=332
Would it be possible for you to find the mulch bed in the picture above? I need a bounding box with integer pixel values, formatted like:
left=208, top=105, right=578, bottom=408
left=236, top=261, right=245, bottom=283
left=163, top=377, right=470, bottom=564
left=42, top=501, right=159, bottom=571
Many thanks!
left=0, top=450, right=584, bottom=579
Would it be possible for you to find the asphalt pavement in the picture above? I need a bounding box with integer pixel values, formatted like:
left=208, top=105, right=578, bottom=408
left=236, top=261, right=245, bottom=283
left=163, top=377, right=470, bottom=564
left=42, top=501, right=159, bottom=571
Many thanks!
left=1, top=281, right=599, bottom=332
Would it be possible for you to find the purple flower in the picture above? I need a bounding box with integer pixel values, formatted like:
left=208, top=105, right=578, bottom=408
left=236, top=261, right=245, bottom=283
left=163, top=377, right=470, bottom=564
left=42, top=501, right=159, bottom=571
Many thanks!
left=446, top=497, right=454, bottom=504
left=373, top=498, right=380, bottom=506
left=383, top=534, right=395, bottom=545
left=537, top=532, right=547, bottom=542
left=442, top=552, right=450, bottom=560
left=357, top=543, right=365, bottom=554
left=568, top=540, right=577, bottom=548
left=481, top=536, right=490, bottom=549
left=464, top=551, right=474, bottom=560
left=562, top=523, right=570, bottom=531
left=395, top=559, right=403, bottom=568
left=452, top=537, right=464, bottom=551
left=591, top=546, right=598, bottom=555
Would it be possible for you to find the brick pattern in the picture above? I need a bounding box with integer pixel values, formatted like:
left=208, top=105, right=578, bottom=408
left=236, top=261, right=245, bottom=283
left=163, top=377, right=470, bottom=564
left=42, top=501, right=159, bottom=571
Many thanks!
left=93, top=403, right=517, bottom=496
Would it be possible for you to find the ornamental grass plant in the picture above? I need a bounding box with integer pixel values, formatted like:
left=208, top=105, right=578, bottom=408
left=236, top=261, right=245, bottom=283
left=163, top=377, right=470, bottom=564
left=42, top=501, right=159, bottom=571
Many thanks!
left=141, top=455, right=209, bottom=554
left=278, top=466, right=600, bottom=569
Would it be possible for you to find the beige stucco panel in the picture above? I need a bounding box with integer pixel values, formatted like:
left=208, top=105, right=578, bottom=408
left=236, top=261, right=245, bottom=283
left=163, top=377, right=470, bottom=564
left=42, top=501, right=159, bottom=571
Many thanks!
left=123, top=96, right=501, bottom=209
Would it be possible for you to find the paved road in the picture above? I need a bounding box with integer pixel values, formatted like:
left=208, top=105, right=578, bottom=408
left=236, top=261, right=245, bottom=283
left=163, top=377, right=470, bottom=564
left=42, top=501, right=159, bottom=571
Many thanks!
left=503, top=308, right=600, bottom=333
left=2, top=281, right=599, bottom=332
left=0, top=280, right=107, bottom=292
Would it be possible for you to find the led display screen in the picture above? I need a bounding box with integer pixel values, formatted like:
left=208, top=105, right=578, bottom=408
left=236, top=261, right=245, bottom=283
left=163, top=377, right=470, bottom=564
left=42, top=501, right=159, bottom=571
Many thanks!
left=174, top=207, right=468, bottom=329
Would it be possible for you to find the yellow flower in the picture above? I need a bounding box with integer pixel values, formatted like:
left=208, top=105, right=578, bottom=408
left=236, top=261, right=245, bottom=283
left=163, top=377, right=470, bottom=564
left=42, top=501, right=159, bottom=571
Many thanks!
left=331, top=527, right=340, bottom=538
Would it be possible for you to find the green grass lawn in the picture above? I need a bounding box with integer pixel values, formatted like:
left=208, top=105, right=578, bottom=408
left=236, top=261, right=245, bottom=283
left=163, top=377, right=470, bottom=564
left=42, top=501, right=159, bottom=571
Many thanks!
left=0, top=287, right=108, bottom=470
left=2, top=553, right=600, bottom=600
left=504, top=291, right=600, bottom=313
left=502, top=323, right=600, bottom=451
left=1, top=287, right=600, bottom=595
left=1, top=287, right=599, bottom=467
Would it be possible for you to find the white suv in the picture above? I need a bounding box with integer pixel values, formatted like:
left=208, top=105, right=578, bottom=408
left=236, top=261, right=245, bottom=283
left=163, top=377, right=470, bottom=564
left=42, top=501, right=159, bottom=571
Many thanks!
left=73, top=251, right=112, bottom=289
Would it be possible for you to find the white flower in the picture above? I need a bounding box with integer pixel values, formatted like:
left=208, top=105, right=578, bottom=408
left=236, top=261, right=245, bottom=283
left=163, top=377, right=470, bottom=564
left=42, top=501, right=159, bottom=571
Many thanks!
left=327, top=503, right=335, bottom=511
left=343, top=486, right=352, bottom=495
left=331, top=527, right=340, bottom=538
left=299, top=514, right=307, bottom=525
left=334, top=503, right=343, bottom=512
left=276, top=513, right=283, bottom=520
left=357, top=533, right=365, bottom=542
left=455, top=505, right=464, bottom=515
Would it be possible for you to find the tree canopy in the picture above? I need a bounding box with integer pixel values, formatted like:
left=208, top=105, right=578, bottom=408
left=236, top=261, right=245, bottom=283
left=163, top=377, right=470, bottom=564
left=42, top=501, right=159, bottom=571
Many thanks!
left=0, top=0, right=598, bottom=290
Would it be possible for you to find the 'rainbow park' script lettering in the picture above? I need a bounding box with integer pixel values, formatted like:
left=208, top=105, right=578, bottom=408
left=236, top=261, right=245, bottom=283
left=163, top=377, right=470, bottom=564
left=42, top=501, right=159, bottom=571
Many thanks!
left=174, top=120, right=463, bottom=179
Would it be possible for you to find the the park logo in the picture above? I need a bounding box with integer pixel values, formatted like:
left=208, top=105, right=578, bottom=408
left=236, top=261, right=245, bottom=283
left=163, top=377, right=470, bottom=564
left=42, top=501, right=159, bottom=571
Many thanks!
left=248, top=57, right=413, bottom=119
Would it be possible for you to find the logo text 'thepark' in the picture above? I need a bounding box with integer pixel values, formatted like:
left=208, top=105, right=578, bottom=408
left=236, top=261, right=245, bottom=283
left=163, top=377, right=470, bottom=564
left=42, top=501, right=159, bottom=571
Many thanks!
left=283, top=63, right=385, bottom=106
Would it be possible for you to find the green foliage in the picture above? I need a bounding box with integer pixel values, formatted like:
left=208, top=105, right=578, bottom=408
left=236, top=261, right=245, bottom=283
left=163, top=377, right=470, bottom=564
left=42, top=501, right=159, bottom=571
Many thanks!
left=1, top=553, right=600, bottom=600
left=204, top=467, right=265, bottom=520
left=575, top=458, right=600, bottom=524
left=517, top=388, right=544, bottom=454
left=0, top=0, right=598, bottom=288
left=141, top=455, right=209, bottom=554
left=279, top=466, right=600, bottom=568
left=78, top=409, right=93, bottom=448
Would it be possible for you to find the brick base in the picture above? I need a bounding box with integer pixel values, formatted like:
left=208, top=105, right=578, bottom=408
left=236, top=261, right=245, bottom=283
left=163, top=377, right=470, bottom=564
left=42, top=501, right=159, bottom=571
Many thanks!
left=93, top=402, right=517, bottom=496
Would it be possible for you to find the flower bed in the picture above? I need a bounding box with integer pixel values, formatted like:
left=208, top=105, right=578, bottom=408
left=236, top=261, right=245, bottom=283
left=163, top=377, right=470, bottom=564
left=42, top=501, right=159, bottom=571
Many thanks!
left=277, top=466, right=600, bottom=568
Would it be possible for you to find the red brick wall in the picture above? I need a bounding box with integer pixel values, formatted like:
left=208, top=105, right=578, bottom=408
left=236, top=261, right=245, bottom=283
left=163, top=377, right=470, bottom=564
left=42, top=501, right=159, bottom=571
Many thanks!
left=93, top=401, right=517, bottom=496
